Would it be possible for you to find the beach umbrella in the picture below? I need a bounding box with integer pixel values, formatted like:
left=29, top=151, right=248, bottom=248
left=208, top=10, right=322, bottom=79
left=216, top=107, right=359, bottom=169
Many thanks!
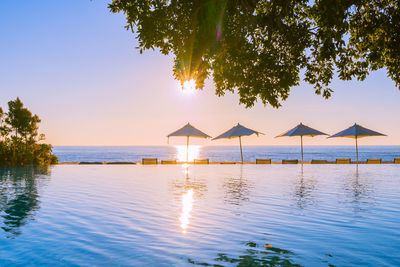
left=328, top=123, right=386, bottom=163
left=167, top=123, right=211, bottom=162
left=212, top=123, right=264, bottom=163
left=276, top=123, right=328, bottom=163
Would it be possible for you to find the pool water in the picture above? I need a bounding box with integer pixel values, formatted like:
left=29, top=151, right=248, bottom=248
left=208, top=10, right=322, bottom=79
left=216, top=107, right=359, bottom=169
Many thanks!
left=0, top=165, right=399, bottom=266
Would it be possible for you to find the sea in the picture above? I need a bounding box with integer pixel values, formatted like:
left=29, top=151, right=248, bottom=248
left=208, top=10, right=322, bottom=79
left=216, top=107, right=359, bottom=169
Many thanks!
left=53, top=145, right=400, bottom=162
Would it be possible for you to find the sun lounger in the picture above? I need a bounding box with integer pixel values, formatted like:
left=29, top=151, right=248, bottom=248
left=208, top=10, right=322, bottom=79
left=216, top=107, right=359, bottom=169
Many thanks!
left=220, top=162, right=237, bottom=164
left=142, top=158, right=158, bottom=165
left=194, top=159, right=209, bottom=164
left=256, top=159, right=271, bottom=164
left=336, top=158, right=351, bottom=164
left=282, top=159, right=298, bottom=164
left=79, top=161, right=103, bottom=165
left=394, top=158, right=400, bottom=164
left=366, top=159, right=382, bottom=164
left=161, top=160, right=177, bottom=164
left=311, top=160, right=328, bottom=164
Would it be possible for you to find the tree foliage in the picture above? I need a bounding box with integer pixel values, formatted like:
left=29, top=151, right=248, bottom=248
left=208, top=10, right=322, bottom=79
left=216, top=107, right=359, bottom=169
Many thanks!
left=109, top=0, right=400, bottom=107
left=0, top=98, right=58, bottom=166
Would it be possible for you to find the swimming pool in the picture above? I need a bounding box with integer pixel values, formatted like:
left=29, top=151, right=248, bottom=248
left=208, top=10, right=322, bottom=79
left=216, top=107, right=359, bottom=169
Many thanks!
left=0, top=165, right=399, bottom=266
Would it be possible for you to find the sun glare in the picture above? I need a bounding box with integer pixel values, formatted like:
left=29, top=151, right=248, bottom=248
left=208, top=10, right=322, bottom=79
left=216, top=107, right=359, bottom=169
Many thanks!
left=175, top=145, right=201, bottom=162
left=179, top=189, right=194, bottom=233
left=181, top=79, right=196, bottom=94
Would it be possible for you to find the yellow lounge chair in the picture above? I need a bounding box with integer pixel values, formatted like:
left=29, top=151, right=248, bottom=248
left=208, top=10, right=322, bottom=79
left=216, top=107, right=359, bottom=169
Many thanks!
left=256, top=159, right=271, bottom=164
left=366, top=159, right=382, bottom=164
left=336, top=158, right=351, bottom=164
left=194, top=159, right=209, bottom=164
left=395, top=158, right=400, bottom=164
left=311, top=160, right=328, bottom=164
left=282, top=159, right=298, bottom=164
left=161, top=160, right=177, bottom=164
left=142, top=158, right=158, bottom=165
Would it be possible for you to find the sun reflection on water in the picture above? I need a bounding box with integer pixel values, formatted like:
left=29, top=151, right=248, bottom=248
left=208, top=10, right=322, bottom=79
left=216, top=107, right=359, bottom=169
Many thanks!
left=179, top=189, right=194, bottom=233
left=175, top=145, right=201, bottom=162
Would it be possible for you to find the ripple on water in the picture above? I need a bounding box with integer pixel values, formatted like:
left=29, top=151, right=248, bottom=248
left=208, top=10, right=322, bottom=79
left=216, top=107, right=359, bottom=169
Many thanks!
left=1, top=164, right=400, bottom=266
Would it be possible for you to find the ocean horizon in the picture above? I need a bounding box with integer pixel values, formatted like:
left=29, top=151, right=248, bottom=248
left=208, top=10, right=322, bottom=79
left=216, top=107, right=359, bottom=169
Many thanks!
left=53, top=145, right=400, bottom=163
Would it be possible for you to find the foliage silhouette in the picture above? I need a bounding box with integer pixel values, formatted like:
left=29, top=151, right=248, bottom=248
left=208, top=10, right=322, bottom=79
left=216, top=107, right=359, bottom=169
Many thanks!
left=187, top=240, right=302, bottom=266
left=0, top=98, right=58, bottom=166
left=110, top=0, right=400, bottom=107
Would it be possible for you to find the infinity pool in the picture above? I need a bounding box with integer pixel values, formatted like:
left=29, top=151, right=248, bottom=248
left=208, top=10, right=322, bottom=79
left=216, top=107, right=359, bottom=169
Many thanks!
left=0, top=165, right=399, bottom=266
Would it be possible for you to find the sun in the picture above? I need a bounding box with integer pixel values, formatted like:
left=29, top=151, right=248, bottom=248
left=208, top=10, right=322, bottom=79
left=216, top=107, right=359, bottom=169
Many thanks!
left=181, top=79, right=196, bottom=94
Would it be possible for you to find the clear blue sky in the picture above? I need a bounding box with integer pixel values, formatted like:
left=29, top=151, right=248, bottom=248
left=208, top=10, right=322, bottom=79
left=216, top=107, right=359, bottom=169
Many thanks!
left=1, top=0, right=399, bottom=146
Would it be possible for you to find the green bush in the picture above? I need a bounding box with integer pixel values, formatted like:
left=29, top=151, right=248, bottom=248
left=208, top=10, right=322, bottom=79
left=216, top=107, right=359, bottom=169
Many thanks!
left=0, top=98, right=58, bottom=166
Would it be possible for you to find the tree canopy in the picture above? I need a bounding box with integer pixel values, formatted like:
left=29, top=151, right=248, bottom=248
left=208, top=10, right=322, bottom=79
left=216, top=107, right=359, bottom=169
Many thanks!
left=109, top=0, right=400, bottom=108
left=0, top=98, right=58, bottom=166
left=5, top=98, right=40, bottom=141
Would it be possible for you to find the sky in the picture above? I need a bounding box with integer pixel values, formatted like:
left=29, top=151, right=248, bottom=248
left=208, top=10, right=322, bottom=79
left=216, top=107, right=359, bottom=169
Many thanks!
left=0, top=0, right=399, bottom=146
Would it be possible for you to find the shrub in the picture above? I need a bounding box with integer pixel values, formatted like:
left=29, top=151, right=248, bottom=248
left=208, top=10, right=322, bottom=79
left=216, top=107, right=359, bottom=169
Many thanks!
left=0, top=98, right=58, bottom=166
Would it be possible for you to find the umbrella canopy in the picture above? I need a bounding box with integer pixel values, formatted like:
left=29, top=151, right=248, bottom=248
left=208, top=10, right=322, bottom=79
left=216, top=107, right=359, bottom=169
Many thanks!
left=329, top=123, right=386, bottom=139
left=167, top=123, right=211, bottom=139
left=276, top=123, right=328, bottom=137
left=213, top=123, right=263, bottom=140
left=329, top=123, right=386, bottom=163
left=167, top=123, right=211, bottom=162
left=276, top=123, right=328, bottom=162
left=213, top=123, right=264, bottom=163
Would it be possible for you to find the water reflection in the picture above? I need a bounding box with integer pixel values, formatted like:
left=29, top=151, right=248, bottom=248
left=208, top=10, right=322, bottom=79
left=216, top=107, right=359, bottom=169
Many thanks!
left=223, top=166, right=253, bottom=206
left=343, top=166, right=375, bottom=214
left=0, top=166, right=50, bottom=237
left=171, top=166, right=208, bottom=198
left=187, top=240, right=304, bottom=266
left=293, top=166, right=317, bottom=209
left=171, top=166, right=208, bottom=233
left=175, top=145, right=201, bottom=162
left=179, top=189, right=194, bottom=233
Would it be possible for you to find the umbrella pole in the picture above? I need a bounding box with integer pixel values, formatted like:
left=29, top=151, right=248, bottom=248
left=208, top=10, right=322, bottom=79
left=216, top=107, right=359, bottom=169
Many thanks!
left=300, top=135, right=304, bottom=163
left=239, top=136, right=243, bottom=163
left=355, top=136, right=358, bottom=164
left=186, top=136, right=189, bottom=163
